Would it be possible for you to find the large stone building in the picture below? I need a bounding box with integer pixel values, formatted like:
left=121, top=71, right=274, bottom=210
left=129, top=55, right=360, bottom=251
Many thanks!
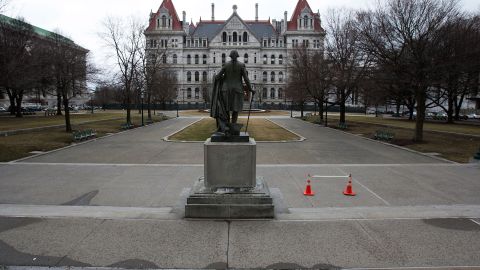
left=144, top=0, right=325, bottom=106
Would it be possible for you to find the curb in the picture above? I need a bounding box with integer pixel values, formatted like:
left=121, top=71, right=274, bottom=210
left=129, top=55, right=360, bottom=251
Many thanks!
left=163, top=117, right=306, bottom=143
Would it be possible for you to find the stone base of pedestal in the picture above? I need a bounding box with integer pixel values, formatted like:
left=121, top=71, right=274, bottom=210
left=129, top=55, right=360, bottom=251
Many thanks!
left=185, top=177, right=274, bottom=219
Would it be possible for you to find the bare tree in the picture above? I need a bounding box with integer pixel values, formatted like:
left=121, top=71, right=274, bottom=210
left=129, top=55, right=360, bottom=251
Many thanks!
left=326, top=9, right=371, bottom=124
left=288, top=46, right=333, bottom=121
left=44, top=32, right=90, bottom=132
left=138, top=37, right=171, bottom=120
left=151, top=70, right=178, bottom=109
left=430, top=15, right=480, bottom=122
left=0, top=16, right=36, bottom=117
left=100, top=16, right=144, bottom=124
left=357, top=0, right=459, bottom=142
left=0, top=0, right=10, bottom=12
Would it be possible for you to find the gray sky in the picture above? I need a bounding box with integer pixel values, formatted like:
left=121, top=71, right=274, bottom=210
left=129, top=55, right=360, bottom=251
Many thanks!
left=3, top=0, right=480, bottom=72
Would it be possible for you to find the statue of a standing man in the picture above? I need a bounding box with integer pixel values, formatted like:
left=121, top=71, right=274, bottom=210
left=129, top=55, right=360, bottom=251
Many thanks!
left=210, top=50, right=255, bottom=136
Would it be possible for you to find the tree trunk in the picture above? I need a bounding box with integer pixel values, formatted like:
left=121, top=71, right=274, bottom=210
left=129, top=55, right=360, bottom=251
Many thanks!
left=126, top=90, right=131, bottom=124
left=339, top=88, right=346, bottom=123
left=447, top=91, right=454, bottom=124
left=6, top=89, right=16, bottom=115
left=413, top=90, right=427, bottom=142
left=15, top=94, right=23, bottom=118
left=147, top=91, right=152, bottom=120
left=300, top=102, right=304, bottom=118
left=62, top=94, right=72, bottom=132
left=318, top=98, right=324, bottom=120
left=56, top=92, right=62, bottom=115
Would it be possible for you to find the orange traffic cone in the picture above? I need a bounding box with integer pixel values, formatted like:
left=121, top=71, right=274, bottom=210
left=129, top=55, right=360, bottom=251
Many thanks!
left=343, top=174, right=356, bottom=196
left=304, top=179, right=315, bottom=196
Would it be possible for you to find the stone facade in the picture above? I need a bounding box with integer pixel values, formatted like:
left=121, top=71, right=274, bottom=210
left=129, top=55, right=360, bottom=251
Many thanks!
left=144, top=0, right=325, bottom=105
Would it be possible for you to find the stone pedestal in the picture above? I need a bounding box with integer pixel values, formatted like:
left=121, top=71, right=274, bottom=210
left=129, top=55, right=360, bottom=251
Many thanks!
left=204, top=138, right=256, bottom=188
left=185, top=136, right=274, bottom=219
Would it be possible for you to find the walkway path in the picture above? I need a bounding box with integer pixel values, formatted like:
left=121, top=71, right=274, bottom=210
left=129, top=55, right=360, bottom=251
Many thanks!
left=0, top=116, right=479, bottom=269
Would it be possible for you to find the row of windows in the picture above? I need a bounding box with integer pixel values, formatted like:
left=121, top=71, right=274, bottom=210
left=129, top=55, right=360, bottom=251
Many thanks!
left=261, top=88, right=284, bottom=100
left=262, top=71, right=284, bottom=82
left=160, top=53, right=287, bottom=65
left=186, top=71, right=208, bottom=82
left=148, top=38, right=179, bottom=48
left=182, top=88, right=205, bottom=99
left=263, top=38, right=285, bottom=48
left=222, top=31, right=249, bottom=43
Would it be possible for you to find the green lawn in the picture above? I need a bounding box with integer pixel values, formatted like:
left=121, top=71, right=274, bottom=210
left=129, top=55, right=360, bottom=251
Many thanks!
left=0, top=111, right=126, bottom=131
left=326, top=115, right=480, bottom=136
left=168, top=118, right=300, bottom=141
left=304, top=115, right=480, bottom=163
left=0, top=113, right=164, bottom=162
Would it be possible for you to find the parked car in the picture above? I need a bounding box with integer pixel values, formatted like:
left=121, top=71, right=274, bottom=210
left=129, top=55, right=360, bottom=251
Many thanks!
left=0, top=106, right=6, bottom=112
left=467, top=113, right=479, bottom=119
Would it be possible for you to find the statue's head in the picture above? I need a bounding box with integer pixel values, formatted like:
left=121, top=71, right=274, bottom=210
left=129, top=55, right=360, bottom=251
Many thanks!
left=229, top=50, right=239, bottom=61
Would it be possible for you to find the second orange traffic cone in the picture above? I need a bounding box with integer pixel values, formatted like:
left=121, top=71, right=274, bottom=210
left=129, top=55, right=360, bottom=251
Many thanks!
left=343, top=174, right=356, bottom=196
left=304, top=179, right=315, bottom=196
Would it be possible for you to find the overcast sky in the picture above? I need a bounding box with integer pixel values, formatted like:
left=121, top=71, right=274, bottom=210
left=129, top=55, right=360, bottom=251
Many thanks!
left=3, top=0, right=480, bottom=75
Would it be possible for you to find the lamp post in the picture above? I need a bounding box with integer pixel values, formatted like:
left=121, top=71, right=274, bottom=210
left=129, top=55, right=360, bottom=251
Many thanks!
left=141, top=91, right=145, bottom=126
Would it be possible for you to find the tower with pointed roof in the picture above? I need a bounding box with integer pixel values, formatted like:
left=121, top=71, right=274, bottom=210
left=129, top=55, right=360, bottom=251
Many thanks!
left=144, top=0, right=324, bottom=105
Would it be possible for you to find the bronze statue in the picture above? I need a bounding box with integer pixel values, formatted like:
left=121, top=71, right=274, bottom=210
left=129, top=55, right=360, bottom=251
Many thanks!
left=210, top=50, right=255, bottom=136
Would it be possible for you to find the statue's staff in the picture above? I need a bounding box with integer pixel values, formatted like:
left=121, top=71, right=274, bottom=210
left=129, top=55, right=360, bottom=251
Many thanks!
left=245, top=89, right=255, bottom=133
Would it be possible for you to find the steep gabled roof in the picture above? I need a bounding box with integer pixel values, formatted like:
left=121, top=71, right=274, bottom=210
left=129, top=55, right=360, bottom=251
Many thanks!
left=287, top=0, right=323, bottom=32
left=146, top=0, right=183, bottom=31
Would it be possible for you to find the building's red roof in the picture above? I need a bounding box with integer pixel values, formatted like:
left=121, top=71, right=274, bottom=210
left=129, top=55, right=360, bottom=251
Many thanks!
left=146, top=0, right=183, bottom=31
left=287, top=0, right=323, bottom=32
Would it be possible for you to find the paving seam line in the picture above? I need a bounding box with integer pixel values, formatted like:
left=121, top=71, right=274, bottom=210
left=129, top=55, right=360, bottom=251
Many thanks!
left=264, top=118, right=306, bottom=142
left=325, top=125, right=458, bottom=164
left=9, top=120, right=168, bottom=163
left=336, top=167, right=392, bottom=206
left=0, top=162, right=472, bottom=167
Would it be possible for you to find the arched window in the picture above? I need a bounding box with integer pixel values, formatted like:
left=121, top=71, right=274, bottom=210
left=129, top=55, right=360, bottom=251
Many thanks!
left=279, top=55, right=283, bottom=65
left=263, top=55, right=267, bottom=64
left=187, top=88, right=192, bottom=99
left=271, top=71, right=275, bottom=82
left=202, top=71, right=207, bottom=81
left=233, top=32, right=238, bottom=42
left=304, top=15, right=308, bottom=28
left=173, top=54, right=177, bottom=64
left=187, top=71, right=191, bottom=82
left=162, top=15, right=167, bottom=27
left=244, top=53, right=248, bottom=64
left=195, top=71, right=199, bottom=82
left=222, top=53, right=226, bottom=64
left=263, top=71, right=267, bottom=82
left=187, top=55, right=191, bottom=64
left=278, top=88, right=283, bottom=99
left=203, top=54, right=207, bottom=64
left=222, top=32, right=227, bottom=43
left=279, top=72, right=284, bottom=82
left=243, top=32, right=248, bottom=42
left=162, top=54, right=167, bottom=64
left=262, top=88, right=268, bottom=99
left=195, top=88, right=200, bottom=99
left=195, top=54, right=199, bottom=64
left=270, top=88, right=276, bottom=99
left=271, top=55, right=276, bottom=65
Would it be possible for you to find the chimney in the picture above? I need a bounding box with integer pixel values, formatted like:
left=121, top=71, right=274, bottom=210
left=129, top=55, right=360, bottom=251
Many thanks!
left=284, top=11, right=288, bottom=32
left=255, top=3, right=258, bottom=21
left=183, top=11, right=186, bottom=26
left=211, top=3, right=215, bottom=21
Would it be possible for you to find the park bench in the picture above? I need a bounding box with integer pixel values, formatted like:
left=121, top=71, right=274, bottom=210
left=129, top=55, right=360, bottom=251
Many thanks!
left=337, top=122, right=348, bottom=130
left=374, top=129, right=395, bottom=141
left=474, top=147, right=480, bottom=161
left=121, top=123, right=134, bottom=130
left=45, top=109, right=56, bottom=116
left=72, top=129, right=97, bottom=142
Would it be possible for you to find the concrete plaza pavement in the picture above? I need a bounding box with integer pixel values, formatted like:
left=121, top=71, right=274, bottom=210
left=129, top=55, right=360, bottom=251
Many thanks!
left=0, top=116, right=480, bottom=269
